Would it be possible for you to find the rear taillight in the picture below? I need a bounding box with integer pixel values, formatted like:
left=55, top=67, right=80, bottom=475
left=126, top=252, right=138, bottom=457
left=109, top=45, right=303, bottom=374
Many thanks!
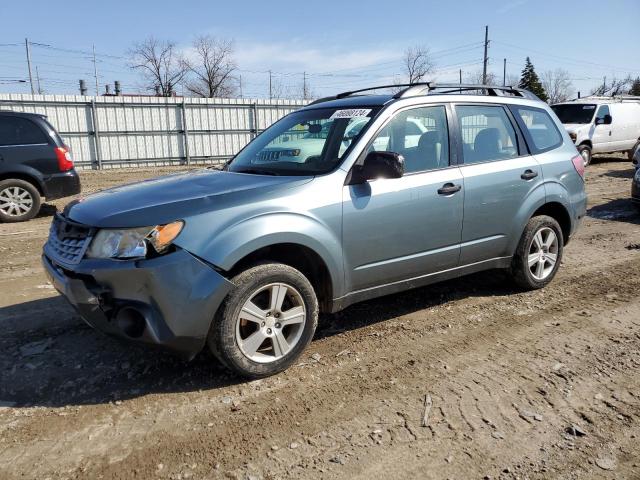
left=571, top=155, right=585, bottom=179
left=55, top=146, right=74, bottom=172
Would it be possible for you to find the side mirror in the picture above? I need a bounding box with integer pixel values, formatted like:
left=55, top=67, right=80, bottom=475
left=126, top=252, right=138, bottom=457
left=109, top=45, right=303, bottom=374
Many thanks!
left=349, top=151, right=404, bottom=184
left=595, top=114, right=612, bottom=125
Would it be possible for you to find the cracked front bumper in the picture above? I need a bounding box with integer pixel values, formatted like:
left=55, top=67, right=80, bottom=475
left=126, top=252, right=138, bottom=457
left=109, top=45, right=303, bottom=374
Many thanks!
left=42, top=248, right=234, bottom=359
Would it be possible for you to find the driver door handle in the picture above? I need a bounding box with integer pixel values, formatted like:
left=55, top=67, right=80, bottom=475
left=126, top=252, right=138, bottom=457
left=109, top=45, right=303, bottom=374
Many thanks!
left=437, top=183, right=462, bottom=195
left=521, top=169, right=538, bottom=180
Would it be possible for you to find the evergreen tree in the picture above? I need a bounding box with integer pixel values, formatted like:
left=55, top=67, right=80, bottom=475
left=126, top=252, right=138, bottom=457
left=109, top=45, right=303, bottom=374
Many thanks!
left=629, top=77, right=640, bottom=96
left=518, top=57, right=548, bottom=102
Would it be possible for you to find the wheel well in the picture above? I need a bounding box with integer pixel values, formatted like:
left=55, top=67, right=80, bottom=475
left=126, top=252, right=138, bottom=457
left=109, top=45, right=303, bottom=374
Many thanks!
left=532, top=202, right=572, bottom=245
left=0, top=173, right=43, bottom=196
left=229, top=243, right=333, bottom=312
left=578, top=140, right=592, bottom=149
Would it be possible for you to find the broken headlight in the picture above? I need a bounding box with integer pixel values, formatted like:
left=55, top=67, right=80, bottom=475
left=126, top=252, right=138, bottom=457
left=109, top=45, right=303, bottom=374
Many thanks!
left=86, top=221, right=184, bottom=259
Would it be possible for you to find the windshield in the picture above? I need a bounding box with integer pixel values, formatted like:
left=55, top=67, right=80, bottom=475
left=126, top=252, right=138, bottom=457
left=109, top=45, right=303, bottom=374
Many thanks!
left=551, top=104, right=596, bottom=124
left=227, top=107, right=379, bottom=175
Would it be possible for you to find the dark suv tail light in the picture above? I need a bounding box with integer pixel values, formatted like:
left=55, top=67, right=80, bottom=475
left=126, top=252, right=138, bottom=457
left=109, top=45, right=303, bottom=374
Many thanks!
left=571, top=154, right=585, bottom=179
left=55, top=146, right=74, bottom=171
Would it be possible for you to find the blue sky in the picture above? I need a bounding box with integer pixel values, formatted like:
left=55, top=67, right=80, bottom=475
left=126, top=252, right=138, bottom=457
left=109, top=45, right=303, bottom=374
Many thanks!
left=1, top=0, right=639, bottom=98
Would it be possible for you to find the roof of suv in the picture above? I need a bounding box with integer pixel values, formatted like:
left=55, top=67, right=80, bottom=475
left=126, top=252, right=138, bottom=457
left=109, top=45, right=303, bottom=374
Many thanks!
left=0, top=110, right=47, bottom=119
left=301, top=82, right=541, bottom=111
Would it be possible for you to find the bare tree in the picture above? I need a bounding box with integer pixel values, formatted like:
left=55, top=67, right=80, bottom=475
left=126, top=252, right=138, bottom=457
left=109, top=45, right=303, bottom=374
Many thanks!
left=505, top=73, right=520, bottom=87
left=182, top=35, right=237, bottom=98
left=465, top=70, right=498, bottom=85
left=403, top=45, right=435, bottom=84
left=541, top=69, right=574, bottom=104
left=129, top=37, right=187, bottom=96
left=590, top=75, right=632, bottom=96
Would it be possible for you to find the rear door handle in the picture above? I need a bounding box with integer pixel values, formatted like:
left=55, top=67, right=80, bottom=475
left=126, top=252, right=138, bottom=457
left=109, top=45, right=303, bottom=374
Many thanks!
left=521, top=169, right=538, bottom=180
left=437, top=183, right=462, bottom=195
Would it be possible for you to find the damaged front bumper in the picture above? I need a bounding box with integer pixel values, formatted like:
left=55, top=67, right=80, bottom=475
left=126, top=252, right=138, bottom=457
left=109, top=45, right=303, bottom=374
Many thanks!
left=42, top=248, right=234, bottom=359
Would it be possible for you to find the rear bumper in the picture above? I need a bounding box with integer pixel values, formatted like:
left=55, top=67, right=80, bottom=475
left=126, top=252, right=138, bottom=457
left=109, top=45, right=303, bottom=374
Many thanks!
left=42, top=248, right=234, bottom=359
left=42, top=169, right=81, bottom=200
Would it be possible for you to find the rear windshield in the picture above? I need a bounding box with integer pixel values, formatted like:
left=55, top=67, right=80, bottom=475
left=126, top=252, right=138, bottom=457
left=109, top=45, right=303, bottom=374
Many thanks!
left=41, top=118, right=66, bottom=146
left=0, top=116, right=49, bottom=146
left=551, top=104, right=596, bottom=124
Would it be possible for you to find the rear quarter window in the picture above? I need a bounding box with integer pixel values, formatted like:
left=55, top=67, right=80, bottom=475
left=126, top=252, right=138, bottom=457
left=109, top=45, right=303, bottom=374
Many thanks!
left=511, top=106, right=563, bottom=153
left=0, top=116, right=49, bottom=146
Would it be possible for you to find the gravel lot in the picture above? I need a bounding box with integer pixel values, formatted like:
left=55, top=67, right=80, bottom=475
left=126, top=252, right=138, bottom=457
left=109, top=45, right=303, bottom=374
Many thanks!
left=1, top=157, right=639, bottom=480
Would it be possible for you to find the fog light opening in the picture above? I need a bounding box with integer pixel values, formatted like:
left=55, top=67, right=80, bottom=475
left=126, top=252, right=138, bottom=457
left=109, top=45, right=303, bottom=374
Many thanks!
left=116, top=307, right=146, bottom=338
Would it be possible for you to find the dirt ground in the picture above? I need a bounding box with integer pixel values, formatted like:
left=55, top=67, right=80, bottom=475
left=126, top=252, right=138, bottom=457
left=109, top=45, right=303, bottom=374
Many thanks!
left=1, top=157, right=639, bottom=480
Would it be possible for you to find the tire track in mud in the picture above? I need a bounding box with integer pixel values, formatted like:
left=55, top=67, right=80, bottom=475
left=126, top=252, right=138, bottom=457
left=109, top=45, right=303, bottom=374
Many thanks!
left=3, top=253, right=636, bottom=479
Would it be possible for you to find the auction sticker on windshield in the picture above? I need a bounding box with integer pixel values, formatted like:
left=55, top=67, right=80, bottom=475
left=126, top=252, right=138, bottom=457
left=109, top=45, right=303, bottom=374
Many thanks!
left=330, top=109, right=372, bottom=119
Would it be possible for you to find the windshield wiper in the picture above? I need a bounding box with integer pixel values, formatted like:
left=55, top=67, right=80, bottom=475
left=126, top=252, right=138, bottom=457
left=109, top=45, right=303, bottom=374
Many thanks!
left=233, top=168, right=279, bottom=176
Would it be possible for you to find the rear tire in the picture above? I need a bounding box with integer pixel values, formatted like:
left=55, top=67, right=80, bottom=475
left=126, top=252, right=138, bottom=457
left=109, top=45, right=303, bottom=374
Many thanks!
left=0, top=179, right=41, bottom=223
left=629, top=140, right=640, bottom=162
left=208, top=263, right=319, bottom=378
left=577, top=144, right=592, bottom=167
left=509, top=215, right=564, bottom=290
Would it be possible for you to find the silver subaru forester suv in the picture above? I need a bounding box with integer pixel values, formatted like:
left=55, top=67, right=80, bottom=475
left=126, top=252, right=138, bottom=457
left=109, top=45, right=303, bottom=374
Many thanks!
left=43, top=83, right=587, bottom=378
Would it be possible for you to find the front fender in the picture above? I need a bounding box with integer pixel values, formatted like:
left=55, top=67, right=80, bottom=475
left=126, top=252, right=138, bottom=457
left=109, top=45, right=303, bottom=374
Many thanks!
left=176, top=212, right=345, bottom=297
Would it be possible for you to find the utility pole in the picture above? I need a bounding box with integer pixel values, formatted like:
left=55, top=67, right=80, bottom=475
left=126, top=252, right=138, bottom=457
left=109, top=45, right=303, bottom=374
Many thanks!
left=25, top=38, right=35, bottom=94
left=459, top=69, right=462, bottom=84
left=503, top=58, right=506, bottom=86
left=35, top=66, right=42, bottom=94
left=482, top=25, right=489, bottom=84
left=238, top=74, right=243, bottom=99
left=268, top=70, right=272, bottom=100
left=303, top=71, right=308, bottom=100
left=92, top=44, right=99, bottom=96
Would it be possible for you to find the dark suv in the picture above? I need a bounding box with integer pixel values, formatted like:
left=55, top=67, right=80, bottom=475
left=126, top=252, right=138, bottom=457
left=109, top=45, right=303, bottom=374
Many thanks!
left=0, top=111, right=81, bottom=222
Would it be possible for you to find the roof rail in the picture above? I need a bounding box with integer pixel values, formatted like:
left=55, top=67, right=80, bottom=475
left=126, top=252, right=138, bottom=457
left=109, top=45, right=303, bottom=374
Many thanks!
left=306, top=83, right=431, bottom=106
left=395, top=83, right=538, bottom=100
left=306, top=82, right=539, bottom=106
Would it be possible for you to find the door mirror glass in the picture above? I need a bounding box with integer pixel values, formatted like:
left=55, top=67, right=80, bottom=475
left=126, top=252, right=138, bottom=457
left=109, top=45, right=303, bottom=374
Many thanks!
left=603, top=114, right=612, bottom=125
left=349, top=151, right=404, bottom=184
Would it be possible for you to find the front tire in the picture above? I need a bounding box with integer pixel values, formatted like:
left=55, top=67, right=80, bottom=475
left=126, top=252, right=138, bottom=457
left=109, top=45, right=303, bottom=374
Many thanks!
left=0, top=179, right=41, bottom=223
left=577, top=144, right=592, bottom=167
left=208, top=263, right=319, bottom=378
left=509, top=215, right=564, bottom=290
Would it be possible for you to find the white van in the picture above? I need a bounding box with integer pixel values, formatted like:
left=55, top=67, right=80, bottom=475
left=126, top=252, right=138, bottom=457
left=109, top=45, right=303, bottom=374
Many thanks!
left=551, top=97, right=640, bottom=166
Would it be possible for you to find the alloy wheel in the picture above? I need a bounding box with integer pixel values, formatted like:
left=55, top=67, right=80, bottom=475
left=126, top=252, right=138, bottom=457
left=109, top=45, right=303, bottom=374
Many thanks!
left=528, top=227, right=559, bottom=281
left=0, top=186, right=34, bottom=217
left=235, top=283, right=307, bottom=363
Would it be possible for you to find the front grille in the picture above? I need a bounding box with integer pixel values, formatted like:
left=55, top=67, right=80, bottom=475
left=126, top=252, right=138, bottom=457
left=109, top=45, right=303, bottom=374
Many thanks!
left=44, top=215, right=93, bottom=265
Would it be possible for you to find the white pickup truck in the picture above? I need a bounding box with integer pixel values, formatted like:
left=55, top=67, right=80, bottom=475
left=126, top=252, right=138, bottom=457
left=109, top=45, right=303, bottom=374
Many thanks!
left=551, top=97, right=640, bottom=166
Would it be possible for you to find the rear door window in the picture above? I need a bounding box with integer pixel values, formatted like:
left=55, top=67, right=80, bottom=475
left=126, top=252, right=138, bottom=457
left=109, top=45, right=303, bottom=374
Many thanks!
left=0, top=116, right=49, bottom=146
left=455, top=105, right=519, bottom=164
left=511, top=106, right=563, bottom=152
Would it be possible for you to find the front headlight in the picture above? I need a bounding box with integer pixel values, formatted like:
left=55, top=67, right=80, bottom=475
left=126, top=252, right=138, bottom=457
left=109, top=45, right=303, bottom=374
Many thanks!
left=86, top=221, right=184, bottom=259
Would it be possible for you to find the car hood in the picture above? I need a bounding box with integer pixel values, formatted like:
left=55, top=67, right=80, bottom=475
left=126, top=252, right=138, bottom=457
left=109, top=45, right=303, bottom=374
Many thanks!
left=65, top=169, right=312, bottom=228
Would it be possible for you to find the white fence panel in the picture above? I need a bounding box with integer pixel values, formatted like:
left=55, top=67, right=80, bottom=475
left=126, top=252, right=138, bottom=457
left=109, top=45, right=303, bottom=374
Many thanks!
left=0, top=94, right=307, bottom=169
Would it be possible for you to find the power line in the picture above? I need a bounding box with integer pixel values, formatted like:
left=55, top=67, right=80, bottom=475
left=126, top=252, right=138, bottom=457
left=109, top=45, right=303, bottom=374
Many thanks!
left=493, top=40, right=640, bottom=75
